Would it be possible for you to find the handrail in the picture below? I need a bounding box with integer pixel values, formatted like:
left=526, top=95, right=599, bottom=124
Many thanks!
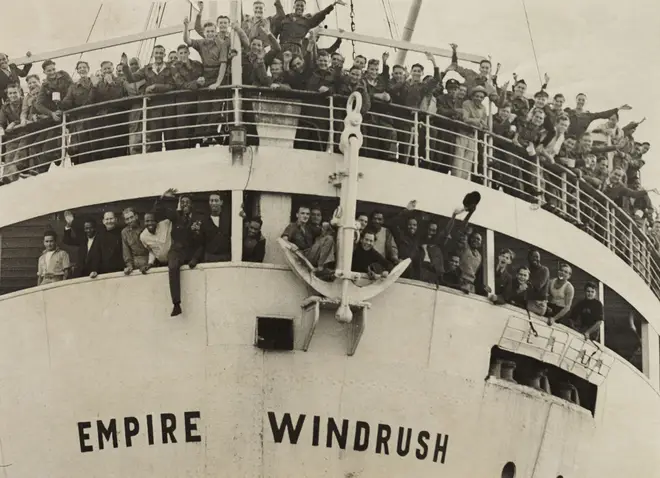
left=1, top=85, right=657, bottom=298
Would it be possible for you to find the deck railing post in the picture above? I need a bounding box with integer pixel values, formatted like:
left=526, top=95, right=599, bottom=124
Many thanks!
left=535, top=155, right=542, bottom=207
left=606, top=205, right=613, bottom=250
left=425, top=114, right=431, bottom=165
left=575, top=179, right=581, bottom=223
left=413, top=111, right=419, bottom=167
left=560, top=172, right=567, bottom=214
left=60, top=112, right=67, bottom=162
left=628, top=220, right=635, bottom=265
left=141, top=97, right=148, bottom=154
left=327, top=96, right=335, bottom=154
left=482, top=132, right=489, bottom=187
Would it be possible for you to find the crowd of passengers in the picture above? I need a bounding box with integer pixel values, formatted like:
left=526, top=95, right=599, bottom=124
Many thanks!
left=37, top=188, right=603, bottom=339
left=0, top=2, right=657, bottom=278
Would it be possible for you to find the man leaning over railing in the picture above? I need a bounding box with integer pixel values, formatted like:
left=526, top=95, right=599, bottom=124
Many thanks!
left=89, top=60, right=130, bottom=160
left=19, top=74, right=50, bottom=175
left=35, top=60, right=73, bottom=167
left=453, top=86, right=488, bottom=180
left=0, top=84, right=27, bottom=182
left=121, top=46, right=176, bottom=153
left=60, top=61, right=94, bottom=165
left=184, top=4, right=229, bottom=144
left=171, top=44, right=205, bottom=150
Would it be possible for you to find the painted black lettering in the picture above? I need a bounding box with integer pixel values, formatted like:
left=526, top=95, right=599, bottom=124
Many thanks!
left=415, top=431, right=430, bottom=460
left=375, top=424, right=391, bottom=455
left=161, top=413, right=178, bottom=444
left=146, top=414, right=155, bottom=445
left=353, top=421, right=370, bottom=452
left=432, top=433, right=449, bottom=464
left=312, top=415, right=320, bottom=446
left=326, top=418, right=349, bottom=449
left=184, top=411, right=202, bottom=443
left=97, top=419, right=118, bottom=450
left=124, top=417, right=140, bottom=447
left=267, top=412, right=306, bottom=444
left=78, top=422, right=93, bottom=453
left=396, top=427, right=412, bottom=457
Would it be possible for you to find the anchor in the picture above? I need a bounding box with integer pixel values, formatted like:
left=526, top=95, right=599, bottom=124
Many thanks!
left=278, top=91, right=411, bottom=354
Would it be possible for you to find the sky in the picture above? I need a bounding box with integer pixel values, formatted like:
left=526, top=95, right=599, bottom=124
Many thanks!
left=1, top=0, right=659, bottom=186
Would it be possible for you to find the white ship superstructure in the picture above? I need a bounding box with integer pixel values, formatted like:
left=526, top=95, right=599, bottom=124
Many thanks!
left=0, top=2, right=659, bottom=477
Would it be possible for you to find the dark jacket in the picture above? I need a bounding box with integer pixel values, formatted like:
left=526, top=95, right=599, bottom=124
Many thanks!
left=63, top=229, right=103, bottom=277
left=0, top=63, right=32, bottom=102
left=193, top=215, right=231, bottom=262
left=155, top=198, right=198, bottom=258
left=243, top=235, right=266, bottom=263
left=352, top=245, right=392, bottom=274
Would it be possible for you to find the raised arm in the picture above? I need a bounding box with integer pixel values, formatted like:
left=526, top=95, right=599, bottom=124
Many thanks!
left=194, top=2, right=206, bottom=37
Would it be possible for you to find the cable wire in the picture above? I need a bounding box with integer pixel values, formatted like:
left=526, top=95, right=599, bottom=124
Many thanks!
left=72, top=4, right=103, bottom=75
left=520, top=0, right=543, bottom=86
left=380, top=0, right=396, bottom=40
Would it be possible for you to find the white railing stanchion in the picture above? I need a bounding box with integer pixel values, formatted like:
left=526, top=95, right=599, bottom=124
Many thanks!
left=413, top=111, right=419, bottom=167
left=560, top=172, right=567, bottom=214
left=481, top=132, right=489, bottom=187
left=327, top=96, right=335, bottom=154
left=141, top=97, right=148, bottom=154
left=606, top=205, right=613, bottom=250
left=233, top=87, right=242, bottom=126
left=425, top=114, right=430, bottom=164
left=60, top=113, right=67, bottom=161
left=628, top=220, right=635, bottom=264
left=575, top=179, right=581, bottom=224
left=535, top=155, right=542, bottom=207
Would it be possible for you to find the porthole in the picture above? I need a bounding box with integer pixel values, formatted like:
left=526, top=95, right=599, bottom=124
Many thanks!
left=501, top=461, right=516, bottom=478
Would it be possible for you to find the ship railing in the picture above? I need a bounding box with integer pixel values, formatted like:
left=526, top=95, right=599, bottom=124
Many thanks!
left=1, top=85, right=659, bottom=297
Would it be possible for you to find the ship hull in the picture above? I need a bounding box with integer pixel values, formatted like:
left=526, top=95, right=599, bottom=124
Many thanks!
left=0, top=264, right=658, bottom=477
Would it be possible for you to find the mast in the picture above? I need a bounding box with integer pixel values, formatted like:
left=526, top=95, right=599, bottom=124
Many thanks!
left=394, top=0, right=423, bottom=66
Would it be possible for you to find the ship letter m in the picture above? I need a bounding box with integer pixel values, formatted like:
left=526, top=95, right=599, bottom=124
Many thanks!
left=267, top=412, right=306, bottom=444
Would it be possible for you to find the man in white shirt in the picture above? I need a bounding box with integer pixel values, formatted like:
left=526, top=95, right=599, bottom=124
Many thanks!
left=139, top=211, right=173, bottom=274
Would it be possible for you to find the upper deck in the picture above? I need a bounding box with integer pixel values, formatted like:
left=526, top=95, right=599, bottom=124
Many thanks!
left=0, top=0, right=658, bottom=383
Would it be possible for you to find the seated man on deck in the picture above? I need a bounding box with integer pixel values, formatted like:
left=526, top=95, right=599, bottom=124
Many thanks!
left=352, top=229, right=392, bottom=280
left=281, top=205, right=335, bottom=274
left=490, top=266, right=530, bottom=309
left=545, top=263, right=575, bottom=325
left=559, top=281, right=603, bottom=341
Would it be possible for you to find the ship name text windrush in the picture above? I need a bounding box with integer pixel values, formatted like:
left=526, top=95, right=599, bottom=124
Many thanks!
left=268, top=412, right=449, bottom=464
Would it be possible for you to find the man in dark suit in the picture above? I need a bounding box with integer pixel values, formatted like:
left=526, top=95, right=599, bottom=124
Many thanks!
left=62, top=214, right=103, bottom=279
left=155, top=188, right=199, bottom=317
left=191, top=192, right=231, bottom=264
left=99, top=211, right=125, bottom=274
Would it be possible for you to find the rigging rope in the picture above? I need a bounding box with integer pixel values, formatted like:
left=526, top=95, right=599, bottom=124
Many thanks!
left=520, top=0, right=543, bottom=86
left=136, top=3, right=155, bottom=61
left=379, top=0, right=396, bottom=40
left=72, top=4, right=103, bottom=75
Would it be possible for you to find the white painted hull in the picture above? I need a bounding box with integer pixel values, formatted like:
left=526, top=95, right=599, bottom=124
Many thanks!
left=0, top=264, right=658, bottom=477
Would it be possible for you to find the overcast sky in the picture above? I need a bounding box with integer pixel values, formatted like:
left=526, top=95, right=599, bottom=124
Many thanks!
left=2, top=0, right=659, bottom=186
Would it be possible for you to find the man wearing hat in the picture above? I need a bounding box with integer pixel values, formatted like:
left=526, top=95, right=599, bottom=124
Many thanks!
left=271, top=0, right=346, bottom=56
left=452, top=85, right=488, bottom=179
